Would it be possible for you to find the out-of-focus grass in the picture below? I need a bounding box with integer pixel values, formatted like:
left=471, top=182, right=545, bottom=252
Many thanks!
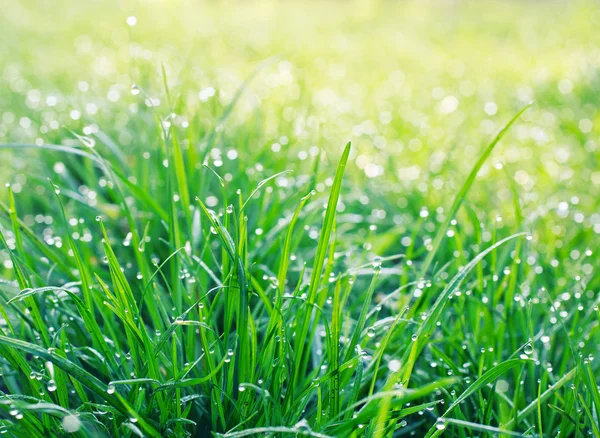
left=3, top=0, right=600, bottom=222
left=0, top=0, right=599, bottom=436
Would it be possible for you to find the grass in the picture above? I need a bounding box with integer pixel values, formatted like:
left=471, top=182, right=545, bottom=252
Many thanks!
left=0, top=0, right=599, bottom=436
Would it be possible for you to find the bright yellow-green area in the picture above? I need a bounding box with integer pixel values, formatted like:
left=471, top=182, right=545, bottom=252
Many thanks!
left=1, top=0, right=599, bottom=232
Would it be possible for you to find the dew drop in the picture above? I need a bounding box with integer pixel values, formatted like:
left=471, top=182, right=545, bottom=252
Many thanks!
left=435, top=418, right=446, bottom=430
left=47, top=379, right=57, bottom=392
left=62, top=414, right=81, bottom=433
left=80, top=136, right=95, bottom=148
left=388, top=359, right=401, bottom=372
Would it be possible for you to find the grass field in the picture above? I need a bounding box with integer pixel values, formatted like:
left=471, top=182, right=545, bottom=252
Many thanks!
left=1, top=0, right=600, bottom=436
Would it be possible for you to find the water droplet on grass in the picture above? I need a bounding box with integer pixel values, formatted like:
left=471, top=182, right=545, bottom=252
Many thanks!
left=62, top=414, right=81, bottom=433
left=79, top=136, right=95, bottom=148
left=47, top=380, right=57, bottom=392
left=435, top=418, right=446, bottom=430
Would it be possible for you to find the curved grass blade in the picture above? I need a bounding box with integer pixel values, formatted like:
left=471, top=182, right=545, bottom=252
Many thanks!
left=401, top=232, right=527, bottom=386
left=425, top=358, right=526, bottom=437
left=411, top=102, right=533, bottom=309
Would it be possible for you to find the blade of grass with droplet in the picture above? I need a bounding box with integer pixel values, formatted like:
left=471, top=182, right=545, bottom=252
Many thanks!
left=50, top=181, right=95, bottom=311
left=0, top=201, right=72, bottom=272
left=53, top=337, right=71, bottom=410
left=80, top=146, right=161, bottom=330
left=342, top=349, right=365, bottom=422
left=93, top=146, right=158, bottom=305
left=370, top=311, right=417, bottom=438
left=7, top=186, right=25, bottom=260
left=401, top=232, right=526, bottom=386
left=153, top=356, right=228, bottom=392
left=326, top=378, right=456, bottom=435
left=215, top=426, right=334, bottom=438
left=495, top=165, right=526, bottom=309
left=292, top=142, right=351, bottom=394
left=197, top=302, right=227, bottom=430
left=425, top=358, right=526, bottom=438
left=196, top=197, right=251, bottom=385
left=6, top=284, right=117, bottom=376
left=501, top=367, right=577, bottom=428
left=537, top=380, right=544, bottom=438
left=319, top=218, right=338, bottom=301
left=0, top=229, right=49, bottom=348
left=368, top=307, right=409, bottom=397
left=277, top=191, right=313, bottom=298
left=463, top=203, right=484, bottom=292
left=170, top=131, right=191, bottom=222
left=343, top=267, right=380, bottom=363
left=239, top=170, right=293, bottom=215
left=582, top=361, right=600, bottom=428
left=0, top=320, right=44, bottom=399
left=97, top=220, right=140, bottom=316
left=0, top=402, right=46, bottom=438
left=92, top=247, right=168, bottom=418
left=6, top=286, right=70, bottom=304
left=114, top=392, right=162, bottom=438
left=328, top=278, right=342, bottom=419
left=411, top=103, right=533, bottom=314
left=578, top=394, right=600, bottom=437
left=0, top=334, right=163, bottom=437
left=442, top=418, right=528, bottom=437
left=62, top=290, right=117, bottom=372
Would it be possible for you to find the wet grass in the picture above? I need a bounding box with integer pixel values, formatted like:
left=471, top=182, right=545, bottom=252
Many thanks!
left=0, top=0, right=599, bottom=436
